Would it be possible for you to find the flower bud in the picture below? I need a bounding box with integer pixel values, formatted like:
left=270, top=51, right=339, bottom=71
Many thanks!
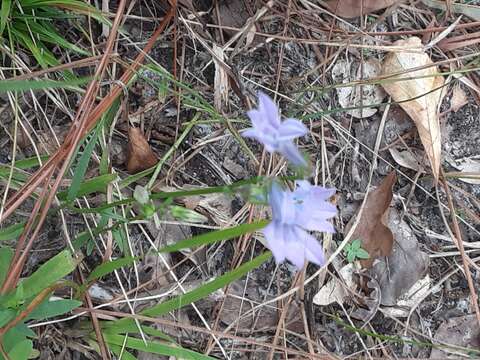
left=170, top=205, right=208, bottom=223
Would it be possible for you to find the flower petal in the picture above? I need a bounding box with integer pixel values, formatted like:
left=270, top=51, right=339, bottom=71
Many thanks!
left=242, top=128, right=258, bottom=139
left=278, top=141, right=307, bottom=167
left=278, top=118, right=308, bottom=141
left=300, top=218, right=335, bottom=233
left=297, top=228, right=325, bottom=266
left=297, top=199, right=336, bottom=232
left=257, top=91, right=281, bottom=128
left=263, top=221, right=286, bottom=263
left=283, top=227, right=306, bottom=269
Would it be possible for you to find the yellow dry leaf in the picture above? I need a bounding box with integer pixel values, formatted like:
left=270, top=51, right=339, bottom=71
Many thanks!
left=381, top=37, right=445, bottom=181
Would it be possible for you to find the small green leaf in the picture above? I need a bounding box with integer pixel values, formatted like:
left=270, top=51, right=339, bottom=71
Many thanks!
left=170, top=205, right=208, bottom=223
left=0, top=246, right=13, bottom=287
left=356, top=248, right=370, bottom=260
left=0, top=223, right=26, bottom=242
left=87, top=257, right=138, bottom=283
left=27, top=299, right=82, bottom=320
left=20, top=250, right=77, bottom=299
left=0, top=309, right=16, bottom=327
left=351, top=239, right=361, bottom=250
left=7, top=339, right=32, bottom=360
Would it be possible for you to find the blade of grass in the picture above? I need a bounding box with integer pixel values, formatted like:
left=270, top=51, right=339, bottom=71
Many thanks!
left=66, top=129, right=99, bottom=202
left=0, top=0, right=11, bottom=37
left=86, top=257, right=138, bottom=283
left=157, top=220, right=268, bottom=253
left=58, top=173, right=117, bottom=202
left=105, top=252, right=272, bottom=333
left=0, top=78, right=90, bottom=93
left=104, top=334, right=216, bottom=360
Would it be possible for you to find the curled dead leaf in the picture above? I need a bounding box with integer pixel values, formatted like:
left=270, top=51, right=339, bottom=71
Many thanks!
left=126, top=127, right=158, bottom=173
left=389, top=147, right=424, bottom=172
left=381, top=37, right=445, bottom=181
left=325, top=0, right=404, bottom=18
left=332, top=58, right=385, bottom=118
left=345, top=172, right=396, bottom=268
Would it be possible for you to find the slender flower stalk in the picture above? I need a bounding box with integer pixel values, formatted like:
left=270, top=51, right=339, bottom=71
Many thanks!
left=243, top=92, right=308, bottom=167
left=262, top=181, right=336, bottom=268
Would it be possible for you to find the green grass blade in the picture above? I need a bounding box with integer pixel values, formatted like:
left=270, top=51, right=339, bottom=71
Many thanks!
left=106, top=252, right=272, bottom=333
left=158, top=220, right=268, bottom=253
left=58, top=173, right=118, bottom=201
left=7, top=339, right=32, bottom=360
left=0, top=78, right=89, bottom=93
left=104, top=334, right=215, bottom=360
left=67, top=130, right=99, bottom=202
left=0, top=0, right=11, bottom=37
left=87, top=257, right=138, bottom=283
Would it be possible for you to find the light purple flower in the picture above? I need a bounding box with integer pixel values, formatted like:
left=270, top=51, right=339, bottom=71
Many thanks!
left=263, top=181, right=336, bottom=268
left=243, top=91, right=308, bottom=167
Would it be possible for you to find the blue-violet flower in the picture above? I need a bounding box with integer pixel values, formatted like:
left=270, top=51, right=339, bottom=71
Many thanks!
left=243, top=91, right=308, bottom=167
left=263, top=181, right=336, bottom=268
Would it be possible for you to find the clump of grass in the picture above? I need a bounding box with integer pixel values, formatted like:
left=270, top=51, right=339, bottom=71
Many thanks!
left=0, top=0, right=101, bottom=69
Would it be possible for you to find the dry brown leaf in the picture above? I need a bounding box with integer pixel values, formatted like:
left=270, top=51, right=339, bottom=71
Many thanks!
left=372, top=209, right=430, bottom=306
left=345, top=172, right=396, bottom=268
left=313, top=263, right=355, bottom=306
left=382, top=37, right=445, bottom=181
left=126, top=127, right=158, bottom=173
left=389, top=147, right=424, bottom=172
left=430, top=315, right=480, bottom=359
left=325, top=0, right=403, bottom=18
left=450, top=84, right=468, bottom=112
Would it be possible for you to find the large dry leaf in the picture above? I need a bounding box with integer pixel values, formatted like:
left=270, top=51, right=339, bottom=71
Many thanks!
left=313, top=263, right=355, bottom=306
left=382, top=37, right=445, bottom=181
left=372, top=209, right=430, bottom=306
left=126, top=127, right=158, bottom=173
left=345, top=172, right=396, bottom=268
left=325, top=0, right=404, bottom=18
left=430, top=315, right=480, bottom=358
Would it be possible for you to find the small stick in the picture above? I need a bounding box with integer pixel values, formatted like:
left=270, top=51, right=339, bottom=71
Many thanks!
left=440, top=168, right=480, bottom=327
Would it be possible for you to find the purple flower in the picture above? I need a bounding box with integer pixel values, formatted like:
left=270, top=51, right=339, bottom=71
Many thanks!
left=263, top=181, right=336, bottom=268
left=243, top=92, right=308, bottom=167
